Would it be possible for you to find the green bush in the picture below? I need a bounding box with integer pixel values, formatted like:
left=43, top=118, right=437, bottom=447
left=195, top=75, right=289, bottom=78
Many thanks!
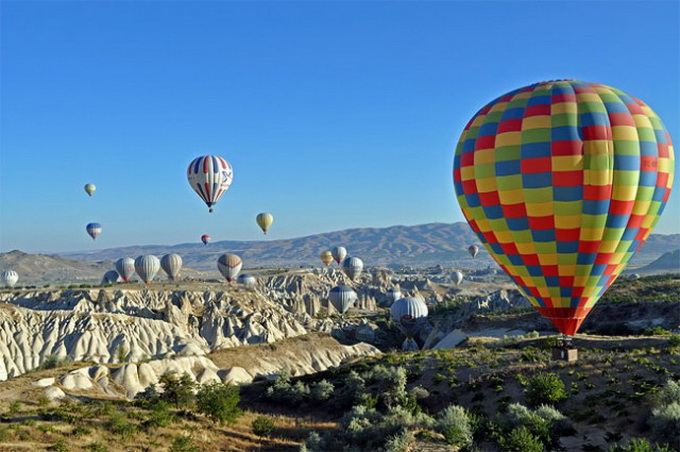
left=169, top=435, right=199, bottom=452
left=525, top=373, right=567, bottom=406
left=252, top=415, right=276, bottom=437
left=47, top=440, right=69, bottom=452
left=311, top=379, right=335, bottom=402
left=609, top=438, right=677, bottom=452
left=669, top=335, right=680, bottom=347
left=499, top=426, right=544, bottom=452
left=104, top=412, right=136, bottom=440
left=144, top=401, right=174, bottom=429
left=85, top=443, right=108, bottom=452
left=383, top=429, right=416, bottom=452
left=195, top=381, right=242, bottom=425
left=435, top=404, right=473, bottom=447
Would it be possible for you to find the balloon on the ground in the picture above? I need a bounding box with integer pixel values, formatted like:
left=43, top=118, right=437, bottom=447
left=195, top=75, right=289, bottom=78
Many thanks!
left=331, top=246, right=347, bottom=264
left=161, top=254, right=183, bottom=280
left=468, top=245, right=479, bottom=258
left=453, top=80, right=674, bottom=336
left=320, top=251, right=334, bottom=267
left=237, top=274, right=257, bottom=286
left=217, top=254, right=242, bottom=282
left=86, top=223, right=102, bottom=240
left=256, top=213, right=274, bottom=234
left=84, top=183, right=96, bottom=197
left=342, top=257, right=364, bottom=281
left=115, top=258, right=135, bottom=281
left=453, top=271, right=464, bottom=286
left=134, top=255, right=160, bottom=285
left=390, top=297, right=428, bottom=338
left=329, top=285, right=357, bottom=314
left=102, top=270, right=119, bottom=285
left=201, top=234, right=211, bottom=245
left=0, top=270, right=19, bottom=288
left=187, top=155, right=234, bottom=213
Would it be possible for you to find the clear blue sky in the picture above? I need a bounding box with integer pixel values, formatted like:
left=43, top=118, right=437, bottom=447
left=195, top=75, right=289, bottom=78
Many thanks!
left=1, top=1, right=678, bottom=253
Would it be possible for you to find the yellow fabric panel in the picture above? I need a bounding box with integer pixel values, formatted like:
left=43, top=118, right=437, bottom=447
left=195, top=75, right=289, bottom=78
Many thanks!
left=475, top=148, right=496, bottom=164
left=498, top=188, right=524, bottom=204
left=470, top=115, right=487, bottom=128
left=538, top=254, right=558, bottom=265
left=495, top=131, right=521, bottom=147
left=633, top=115, right=653, bottom=128
left=585, top=169, right=613, bottom=186
left=525, top=202, right=554, bottom=216
left=632, top=200, right=651, bottom=215
left=476, top=177, right=498, bottom=193
left=598, top=240, right=620, bottom=253
left=611, top=125, right=639, bottom=141
left=494, top=230, right=513, bottom=244
left=552, top=155, right=582, bottom=170
left=658, top=158, right=671, bottom=172
left=489, top=101, right=508, bottom=113
left=461, top=166, right=475, bottom=181
left=516, top=242, right=537, bottom=254
left=576, top=92, right=601, bottom=102
left=551, top=102, right=578, bottom=115
left=554, top=214, right=581, bottom=228
left=522, top=116, right=551, bottom=129
left=557, top=264, right=577, bottom=276
left=612, top=184, right=639, bottom=201
left=580, top=227, right=605, bottom=241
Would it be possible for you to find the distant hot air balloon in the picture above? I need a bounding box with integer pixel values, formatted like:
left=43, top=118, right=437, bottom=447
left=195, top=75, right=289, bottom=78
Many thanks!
left=217, top=254, right=242, bottom=282
left=134, top=255, right=160, bottom=286
left=84, top=183, right=96, bottom=197
left=161, top=254, right=183, bottom=281
left=102, top=270, right=119, bottom=285
left=187, top=155, right=234, bottom=213
left=237, top=274, right=257, bottom=286
left=386, top=287, right=402, bottom=304
left=331, top=246, right=347, bottom=264
left=630, top=273, right=641, bottom=280
left=320, top=251, right=334, bottom=267
left=452, top=271, right=464, bottom=286
left=390, top=297, right=429, bottom=338
left=342, top=257, right=364, bottom=281
left=453, top=80, right=674, bottom=336
left=201, top=234, right=211, bottom=245
left=328, top=285, right=357, bottom=314
left=115, top=258, right=135, bottom=282
left=468, top=245, right=479, bottom=258
left=86, top=223, right=102, bottom=240
left=256, top=213, right=274, bottom=234
left=0, top=270, right=19, bottom=288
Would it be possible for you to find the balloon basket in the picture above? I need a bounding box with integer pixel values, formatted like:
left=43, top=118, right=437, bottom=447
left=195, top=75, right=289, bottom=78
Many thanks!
left=552, top=336, right=577, bottom=362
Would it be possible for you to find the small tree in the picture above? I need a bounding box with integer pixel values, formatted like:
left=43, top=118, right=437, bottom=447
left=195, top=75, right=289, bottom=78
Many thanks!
left=525, top=373, right=566, bottom=406
left=195, top=382, right=242, bottom=425
left=252, top=415, right=276, bottom=436
left=500, top=426, right=544, bottom=452
left=159, top=371, right=195, bottom=409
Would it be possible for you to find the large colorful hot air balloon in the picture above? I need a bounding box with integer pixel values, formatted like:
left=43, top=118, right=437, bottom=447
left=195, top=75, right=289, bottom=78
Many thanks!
left=187, top=155, right=234, bottom=213
left=115, top=258, right=135, bottom=282
left=161, top=254, right=183, bottom=281
left=217, top=254, right=242, bottom=282
left=201, top=234, right=211, bottom=245
left=320, top=251, right=334, bottom=267
left=256, top=213, right=274, bottom=234
left=134, top=255, right=160, bottom=286
left=328, top=285, right=357, bottom=314
left=86, top=223, right=102, bottom=240
left=331, top=246, right=347, bottom=264
left=0, top=270, right=19, bottom=288
left=453, top=80, right=674, bottom=335
left=84, top=183, right=96, bottom=197
left=468, top=245, right=479, bottom=258
left=342, top=257, right=364, bottom=281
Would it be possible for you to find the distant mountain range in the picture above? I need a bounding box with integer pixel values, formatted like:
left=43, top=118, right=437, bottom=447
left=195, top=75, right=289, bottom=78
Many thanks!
left=2, top=223, right=678, bottom=284
left=60, top=222, right=679, bottom=271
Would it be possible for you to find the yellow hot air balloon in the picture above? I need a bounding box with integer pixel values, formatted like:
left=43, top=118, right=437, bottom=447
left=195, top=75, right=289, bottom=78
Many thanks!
left=320, top=251, right=334, bottom=267
left=256, top=212, right=274, bottom=234
left=84, top=183, right=96, bottom=197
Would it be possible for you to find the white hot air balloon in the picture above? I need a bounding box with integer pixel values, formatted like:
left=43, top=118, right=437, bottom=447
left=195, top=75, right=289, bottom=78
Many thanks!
left=390, top=297, right=428, bottom=338
left=84, top=183, right=96, bottom=197
left=187, top=155, right=234, bottom=213
left=102, top=270, right=120, bottom=285
left=217, top=254, right=242, bottom=282
left=161, top=254, right=183, bottom=281
left=115, top=258, right=135, bottom=282
left=331, top=246, right=347, bottom=264
left=342, top=257, right=364, bottom=281
left=328, top=285, right=357, bottom=315
left=1, top=270, right=19, bottom=288
left=237, top=274, right=257, bottom=286
left=453, top=271, right=464, bottom=286
left=134, top=255, right=161, bottom=286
